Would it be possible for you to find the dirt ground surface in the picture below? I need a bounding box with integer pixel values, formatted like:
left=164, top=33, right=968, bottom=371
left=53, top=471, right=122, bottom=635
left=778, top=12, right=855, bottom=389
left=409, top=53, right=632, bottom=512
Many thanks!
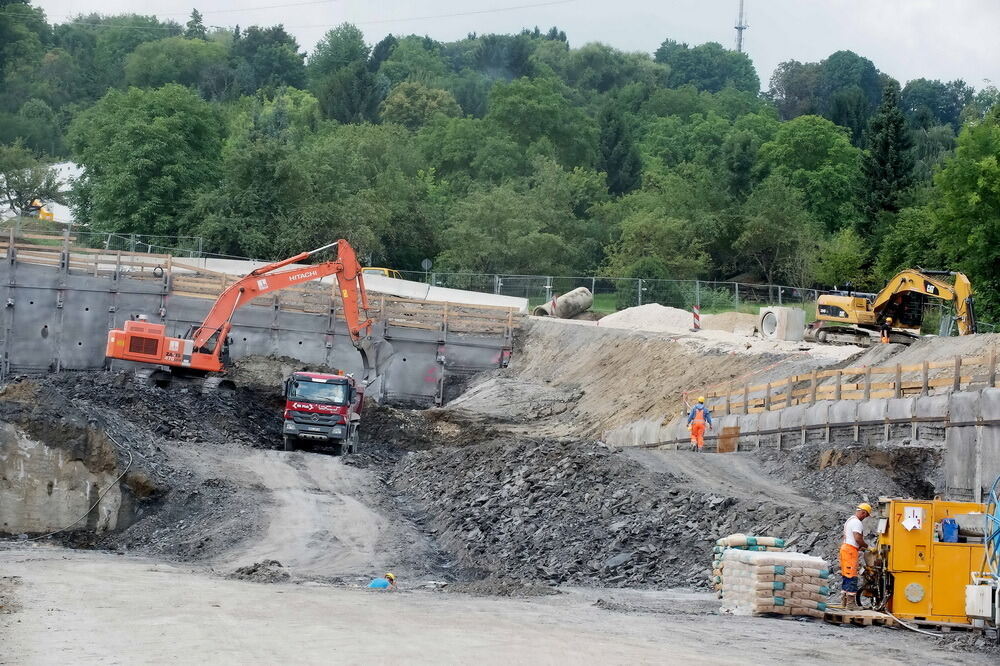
left=1, top=547, right=990, bottom=666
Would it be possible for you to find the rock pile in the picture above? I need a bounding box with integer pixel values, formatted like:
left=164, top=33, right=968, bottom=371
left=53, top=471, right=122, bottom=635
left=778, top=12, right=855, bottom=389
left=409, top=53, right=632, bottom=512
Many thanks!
left=393, top=437, right=844, bottom=588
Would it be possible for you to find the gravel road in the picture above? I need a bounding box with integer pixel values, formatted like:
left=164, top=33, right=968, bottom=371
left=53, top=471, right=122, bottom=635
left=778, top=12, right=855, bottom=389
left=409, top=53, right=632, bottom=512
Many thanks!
left=1, top=547, right=987, bottom=666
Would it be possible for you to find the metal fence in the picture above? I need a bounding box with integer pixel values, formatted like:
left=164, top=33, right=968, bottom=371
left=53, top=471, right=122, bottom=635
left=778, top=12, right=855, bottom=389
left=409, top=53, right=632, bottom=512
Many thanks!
left=395, top=271, right=824, bottom=314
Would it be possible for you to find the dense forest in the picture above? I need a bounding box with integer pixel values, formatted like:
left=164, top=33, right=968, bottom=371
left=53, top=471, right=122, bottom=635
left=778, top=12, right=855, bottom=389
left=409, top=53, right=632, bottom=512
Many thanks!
left=1, top=1, right=1000, bottom=313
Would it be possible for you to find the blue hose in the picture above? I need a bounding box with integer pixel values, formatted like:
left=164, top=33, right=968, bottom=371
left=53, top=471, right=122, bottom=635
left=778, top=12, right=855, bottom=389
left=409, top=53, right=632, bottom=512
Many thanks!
left=987, top=475, right=1000, bottom=578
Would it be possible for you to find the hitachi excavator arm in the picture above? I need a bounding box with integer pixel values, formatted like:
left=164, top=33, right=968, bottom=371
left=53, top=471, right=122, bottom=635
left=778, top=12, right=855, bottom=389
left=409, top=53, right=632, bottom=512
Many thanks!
left=106, top=240, right=390, bottom=382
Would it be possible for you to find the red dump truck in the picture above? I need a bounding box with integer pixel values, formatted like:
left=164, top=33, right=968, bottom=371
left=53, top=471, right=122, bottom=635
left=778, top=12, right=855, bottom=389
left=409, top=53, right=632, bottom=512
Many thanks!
left=282, top=371, right=363, bottom=454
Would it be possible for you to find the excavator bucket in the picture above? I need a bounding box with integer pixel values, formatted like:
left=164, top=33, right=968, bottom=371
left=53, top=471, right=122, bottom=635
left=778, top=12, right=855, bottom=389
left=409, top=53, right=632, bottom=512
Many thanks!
left=358, top=336, right=395, bottom=384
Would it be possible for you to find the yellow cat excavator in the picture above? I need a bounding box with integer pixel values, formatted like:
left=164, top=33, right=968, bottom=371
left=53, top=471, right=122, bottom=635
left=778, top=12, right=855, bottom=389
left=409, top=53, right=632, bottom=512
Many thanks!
left=807, top=269, right=976, bottom=346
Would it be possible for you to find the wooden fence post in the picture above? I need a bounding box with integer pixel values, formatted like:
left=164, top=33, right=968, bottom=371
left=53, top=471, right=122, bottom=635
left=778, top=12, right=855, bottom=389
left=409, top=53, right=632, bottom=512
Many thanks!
left=765, top=383, right=772, bottom=411
left=863, top=366, right=872, bottom=400
left=921, top=361, right=929, bottom=396
left=810, top=369, right=818, bottom=403
left=834, top=370, right=842, bottom=401
left=953, top=355, right=962, bottom=392
left=743, top=383, right=749, bottom=415
left=725, top=391, right=731, bottom=416
left=894, top=363, right=902, bottom=399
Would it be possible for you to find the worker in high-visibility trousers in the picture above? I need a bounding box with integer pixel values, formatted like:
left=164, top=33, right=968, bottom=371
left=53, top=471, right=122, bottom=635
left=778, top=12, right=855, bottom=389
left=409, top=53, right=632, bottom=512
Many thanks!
left=839, top=503, right=871, bottom=609
left=686, top=396, right=713, bottom=452
left=880, top=318, right=893, bottom=344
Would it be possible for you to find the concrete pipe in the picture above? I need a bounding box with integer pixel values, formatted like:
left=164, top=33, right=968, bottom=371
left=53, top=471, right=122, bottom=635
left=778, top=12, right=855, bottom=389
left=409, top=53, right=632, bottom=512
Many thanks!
left=531, top=287, right=594, bottom=318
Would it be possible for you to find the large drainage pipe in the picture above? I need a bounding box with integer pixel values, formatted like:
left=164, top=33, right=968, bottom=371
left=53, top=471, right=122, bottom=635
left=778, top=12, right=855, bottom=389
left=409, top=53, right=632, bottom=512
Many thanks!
left=532, top=287, right=594, bottom=319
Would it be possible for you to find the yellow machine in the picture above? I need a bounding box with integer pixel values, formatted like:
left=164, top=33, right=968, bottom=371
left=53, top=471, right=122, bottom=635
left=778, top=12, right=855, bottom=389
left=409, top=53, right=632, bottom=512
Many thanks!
left=362, top=267, right=403, bottom=280
left=810, top=269, right=976, bottom=346
left=861, top=498, right=987, bottom=624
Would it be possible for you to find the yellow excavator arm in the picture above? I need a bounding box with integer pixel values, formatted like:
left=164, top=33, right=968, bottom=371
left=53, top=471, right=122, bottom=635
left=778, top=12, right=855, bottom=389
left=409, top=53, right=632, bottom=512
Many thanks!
left=814, top=269, right=976, bottom=341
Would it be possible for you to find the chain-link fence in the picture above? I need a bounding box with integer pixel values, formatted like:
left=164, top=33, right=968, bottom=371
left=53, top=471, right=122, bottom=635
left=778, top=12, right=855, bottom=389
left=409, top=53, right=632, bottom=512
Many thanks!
left=395, top=271, right=823, bottom=316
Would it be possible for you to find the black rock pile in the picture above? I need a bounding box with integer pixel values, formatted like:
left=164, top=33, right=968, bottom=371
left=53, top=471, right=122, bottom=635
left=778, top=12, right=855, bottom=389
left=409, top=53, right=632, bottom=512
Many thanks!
left=393, top=437, right=843, bottom=588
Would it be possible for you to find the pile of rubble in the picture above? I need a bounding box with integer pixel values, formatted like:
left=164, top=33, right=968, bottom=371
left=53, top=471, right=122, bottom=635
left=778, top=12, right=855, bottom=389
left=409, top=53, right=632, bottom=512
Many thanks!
left=392, top=437, right=843, bottom=588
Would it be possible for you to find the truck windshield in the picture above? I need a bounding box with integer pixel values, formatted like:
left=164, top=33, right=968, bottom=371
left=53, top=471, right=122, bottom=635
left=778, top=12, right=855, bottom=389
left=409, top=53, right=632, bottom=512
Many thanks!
left=289, top=380, right=349, bottom=405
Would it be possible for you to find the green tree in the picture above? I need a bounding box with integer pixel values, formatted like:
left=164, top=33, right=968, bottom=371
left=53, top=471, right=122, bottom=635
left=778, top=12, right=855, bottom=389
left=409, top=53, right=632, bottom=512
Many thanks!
left=307, top=23, right=368, bottom=83
left=860, top=82, right=913, bottom=233
left=125, top=37, right=228, bottom=89
left=380, top=82, right=461, bottom=130
left=654, top=40, right=758, bottom=93
left=768, top=60, right=822, bottom=120
left=68, top=84, right=223, bottom=236
left=231, top=25, right=305, bottom=94
left=928, top=107, right=1000, bottom=312
left=596, top=103, right=641, bottom=195
left=735, top=176, right=818, bottom=287
left=0, top=141, right=63, bottom=215
left=487, top=76, right=596, bottom=167
left=184, top=9, right=206, bottom=39
left=756, top=115, right=862, bottom=232
left=813, top=227, right=870, bottom=288
left=315, top=60, right=388, bottom=123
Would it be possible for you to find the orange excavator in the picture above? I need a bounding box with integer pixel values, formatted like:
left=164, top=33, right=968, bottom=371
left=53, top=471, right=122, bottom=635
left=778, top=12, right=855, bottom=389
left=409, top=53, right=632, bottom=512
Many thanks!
left=105, top=240, right=389, bottom=387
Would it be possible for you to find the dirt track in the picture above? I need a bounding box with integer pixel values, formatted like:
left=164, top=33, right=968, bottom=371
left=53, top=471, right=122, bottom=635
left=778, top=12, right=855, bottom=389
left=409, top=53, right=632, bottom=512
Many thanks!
left=1, top=547, right=986, bottom=666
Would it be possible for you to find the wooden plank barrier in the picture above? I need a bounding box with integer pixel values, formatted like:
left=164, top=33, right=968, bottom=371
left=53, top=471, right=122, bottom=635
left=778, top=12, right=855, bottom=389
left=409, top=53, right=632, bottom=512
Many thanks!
left=706, top=351, right=999, bottom=415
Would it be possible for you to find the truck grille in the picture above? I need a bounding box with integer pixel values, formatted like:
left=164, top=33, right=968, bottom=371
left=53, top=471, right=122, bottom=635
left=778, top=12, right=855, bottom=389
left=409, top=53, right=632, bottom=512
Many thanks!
left=128, top=335, right=159, bottom=356
left=291, top=412, right=340, bottom=426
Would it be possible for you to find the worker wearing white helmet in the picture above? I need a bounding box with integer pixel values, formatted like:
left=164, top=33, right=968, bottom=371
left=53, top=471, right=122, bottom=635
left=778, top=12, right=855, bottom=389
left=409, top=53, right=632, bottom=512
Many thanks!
left=840, top=503, right=872, bottom=609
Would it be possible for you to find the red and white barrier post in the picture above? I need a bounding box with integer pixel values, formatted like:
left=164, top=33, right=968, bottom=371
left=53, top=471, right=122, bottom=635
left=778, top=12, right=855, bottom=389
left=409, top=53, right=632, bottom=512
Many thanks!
left=692, top=304, right=701, bottom=331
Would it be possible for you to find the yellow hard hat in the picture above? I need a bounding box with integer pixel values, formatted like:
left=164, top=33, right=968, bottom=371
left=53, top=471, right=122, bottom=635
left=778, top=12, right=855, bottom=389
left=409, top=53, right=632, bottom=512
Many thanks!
left=885, top=318, right=893, bottom=324
left=385, top=572, right=396, bottom=582
left=698, top=396, right=705, bottom=403
left=856, top=503, right=873, bottom=514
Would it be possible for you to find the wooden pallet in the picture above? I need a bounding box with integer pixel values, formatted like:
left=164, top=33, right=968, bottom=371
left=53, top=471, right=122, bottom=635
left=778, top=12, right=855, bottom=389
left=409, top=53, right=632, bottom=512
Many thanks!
left=823, top=608, right=897, bottom=627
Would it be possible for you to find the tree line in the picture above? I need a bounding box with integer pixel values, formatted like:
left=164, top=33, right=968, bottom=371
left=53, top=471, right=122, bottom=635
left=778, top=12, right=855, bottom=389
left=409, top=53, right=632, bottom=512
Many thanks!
left=2, top=1, right=999, bottom=314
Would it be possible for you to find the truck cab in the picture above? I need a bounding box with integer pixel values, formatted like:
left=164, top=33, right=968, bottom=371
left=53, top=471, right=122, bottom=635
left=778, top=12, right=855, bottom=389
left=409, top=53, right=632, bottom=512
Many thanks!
left=282, top=371, right=363, bottom=454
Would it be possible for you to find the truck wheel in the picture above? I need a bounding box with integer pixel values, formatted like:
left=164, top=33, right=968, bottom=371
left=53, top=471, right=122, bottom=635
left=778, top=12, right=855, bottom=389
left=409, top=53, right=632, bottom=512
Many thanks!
left=283, top=435, right=296, bottom=452
left=332, top=441, right=344, bottom=456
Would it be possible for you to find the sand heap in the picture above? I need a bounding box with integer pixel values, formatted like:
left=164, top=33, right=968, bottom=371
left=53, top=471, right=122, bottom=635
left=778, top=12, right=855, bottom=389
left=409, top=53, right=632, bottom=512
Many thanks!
left=594, top=304, right=858, bottom=360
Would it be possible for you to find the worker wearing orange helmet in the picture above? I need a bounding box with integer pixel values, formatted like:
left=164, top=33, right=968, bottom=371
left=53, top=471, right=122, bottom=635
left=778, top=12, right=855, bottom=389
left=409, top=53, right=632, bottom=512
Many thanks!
left=686, top=396, right=712, bottom=452
left=839, top=503, right=871, bottom=609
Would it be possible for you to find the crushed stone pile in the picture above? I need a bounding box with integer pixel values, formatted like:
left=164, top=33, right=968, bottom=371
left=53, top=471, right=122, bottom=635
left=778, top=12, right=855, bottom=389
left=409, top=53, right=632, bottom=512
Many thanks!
left=392, top=437, right=843, bottom=589
left=229, top=560, right=291, bottom=583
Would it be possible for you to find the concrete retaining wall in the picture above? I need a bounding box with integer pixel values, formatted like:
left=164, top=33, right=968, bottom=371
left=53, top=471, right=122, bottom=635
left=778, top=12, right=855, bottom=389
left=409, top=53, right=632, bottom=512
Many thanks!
left=607, top=389, right=1000, bottom=503
left=0, top=261, right=512, bottom=407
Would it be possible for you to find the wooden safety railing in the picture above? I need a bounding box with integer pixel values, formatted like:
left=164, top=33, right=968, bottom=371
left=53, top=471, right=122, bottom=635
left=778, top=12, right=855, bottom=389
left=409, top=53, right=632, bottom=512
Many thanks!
left=704, top=351, right=1000, bottom=415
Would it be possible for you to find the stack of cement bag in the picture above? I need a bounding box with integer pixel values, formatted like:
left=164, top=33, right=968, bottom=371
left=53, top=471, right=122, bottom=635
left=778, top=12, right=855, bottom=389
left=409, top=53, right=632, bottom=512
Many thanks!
left=710, top=534, right=787, bottom=593
left=719, top=548, right=832, bottom=618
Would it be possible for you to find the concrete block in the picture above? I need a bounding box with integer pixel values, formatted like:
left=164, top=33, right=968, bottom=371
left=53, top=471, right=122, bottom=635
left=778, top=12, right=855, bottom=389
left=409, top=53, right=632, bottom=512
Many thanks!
left=858, top=398, right=888, bottom=423
left=780, top=404, right=805, bottom=430
left=829, top=400, right=859, bottom=427
left=804, top=401, right=832, bottom=427
left=758, top=306, right=805, bottom=342
left=950, top=391, right=980, bottom=423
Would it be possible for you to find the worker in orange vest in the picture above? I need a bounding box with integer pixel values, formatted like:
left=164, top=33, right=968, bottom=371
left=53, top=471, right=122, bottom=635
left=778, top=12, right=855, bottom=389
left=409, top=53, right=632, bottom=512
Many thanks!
left=839, top=502, right=871, bottom=609
left=880, top=318, right=893, bottom=344
left=686, top=396, right=712, bottom=452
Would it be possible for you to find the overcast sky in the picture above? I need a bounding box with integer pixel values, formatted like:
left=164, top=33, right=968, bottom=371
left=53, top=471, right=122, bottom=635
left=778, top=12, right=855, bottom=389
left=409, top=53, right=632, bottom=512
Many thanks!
left=33, top=0, right=1000, bottom=90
